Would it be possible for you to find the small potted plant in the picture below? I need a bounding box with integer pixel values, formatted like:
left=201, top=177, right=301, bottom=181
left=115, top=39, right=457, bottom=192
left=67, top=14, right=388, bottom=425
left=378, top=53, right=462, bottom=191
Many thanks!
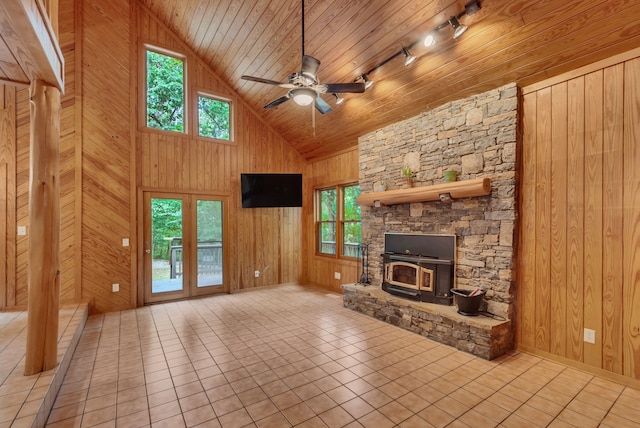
left=375, top=180, right=386, bottom=192
left=401, top=165, right=416, bottom=186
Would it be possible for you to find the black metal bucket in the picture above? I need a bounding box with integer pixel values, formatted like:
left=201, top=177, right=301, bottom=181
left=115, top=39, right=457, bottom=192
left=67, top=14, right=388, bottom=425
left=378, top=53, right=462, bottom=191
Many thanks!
left=451, top=288, right=484, bottom=316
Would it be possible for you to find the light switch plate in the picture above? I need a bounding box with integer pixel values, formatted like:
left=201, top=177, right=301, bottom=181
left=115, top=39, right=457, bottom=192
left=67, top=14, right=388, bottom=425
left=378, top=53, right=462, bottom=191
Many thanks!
left=17, top=226, right=26, bottom=236
left=112, top=283, right=119, bottom=292
left=122, top=238, right=129, bottom=247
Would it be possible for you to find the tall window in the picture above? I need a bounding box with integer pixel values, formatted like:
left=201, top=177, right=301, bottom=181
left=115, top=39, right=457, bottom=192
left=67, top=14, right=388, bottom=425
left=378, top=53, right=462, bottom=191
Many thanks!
left=146, top=49, right=185, bottom=132
left=198, top=94, right=231, bottom=141
left=317, top=184, right=361, bottom=258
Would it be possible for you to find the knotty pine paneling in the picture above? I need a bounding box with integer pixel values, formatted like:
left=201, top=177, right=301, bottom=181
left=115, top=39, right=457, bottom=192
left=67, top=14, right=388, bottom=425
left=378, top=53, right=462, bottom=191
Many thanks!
left=520, top=49, right=640, bottom=382
left=304, top=149, right=360, bottom=294
left=0, top=86, right=16, bottom=309
left=80, top=0, right=133, bottom=313
left=1, top=0, right=78, bottom=310
left=138, top=4, right=305, bottom=293
left=623, top=57, right=640, bottom=380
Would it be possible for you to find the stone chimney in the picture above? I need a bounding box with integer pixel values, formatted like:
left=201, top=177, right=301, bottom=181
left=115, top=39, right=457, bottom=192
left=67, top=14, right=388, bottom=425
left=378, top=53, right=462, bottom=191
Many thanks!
left=358, top=83, right=518, bottom=320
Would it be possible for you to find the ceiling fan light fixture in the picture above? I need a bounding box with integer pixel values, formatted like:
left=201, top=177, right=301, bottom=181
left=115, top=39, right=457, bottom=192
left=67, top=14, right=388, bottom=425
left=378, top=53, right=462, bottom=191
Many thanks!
left=290, top=88, right=317, bottom=106
left=402, top=47, right=416, bottom=66
left=333, top=93, right=345, bottom=105
left=449, top=17, right=468, bottom=40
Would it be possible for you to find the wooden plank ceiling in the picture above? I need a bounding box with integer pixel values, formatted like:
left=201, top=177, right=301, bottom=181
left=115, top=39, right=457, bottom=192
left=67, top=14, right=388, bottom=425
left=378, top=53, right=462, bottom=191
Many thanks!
left=120, top=1, right=640, bottom=160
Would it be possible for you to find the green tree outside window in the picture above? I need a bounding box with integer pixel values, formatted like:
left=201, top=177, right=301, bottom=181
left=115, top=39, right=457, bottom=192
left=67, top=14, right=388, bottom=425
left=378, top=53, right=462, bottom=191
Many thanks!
left=198, top=95, right=231, bottom=140
left=317, top=184, right=360, bottom=258
left=146, top=50, right=184, bottom=132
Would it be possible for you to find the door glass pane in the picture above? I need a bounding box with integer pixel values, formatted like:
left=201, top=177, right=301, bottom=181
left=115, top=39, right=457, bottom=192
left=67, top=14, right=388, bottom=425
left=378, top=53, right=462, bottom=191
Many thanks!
left=151, top=198, right=183, bottom=293
left=196, top=200, right=223, bottom=287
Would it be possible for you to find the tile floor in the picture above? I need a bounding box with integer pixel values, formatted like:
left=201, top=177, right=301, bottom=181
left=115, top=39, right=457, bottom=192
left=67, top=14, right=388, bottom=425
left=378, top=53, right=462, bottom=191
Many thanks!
left=9, top=285, right=640, bottom=427
left=0, top=303, right=88, bottom=427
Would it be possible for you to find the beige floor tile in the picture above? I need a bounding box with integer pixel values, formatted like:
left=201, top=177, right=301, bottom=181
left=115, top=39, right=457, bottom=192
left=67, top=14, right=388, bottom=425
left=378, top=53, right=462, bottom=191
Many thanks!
left=318, top=405, right=355, bottom=428
left=254, top=412, right=292, bottom=428
left=182, top=404, right=216, bottom=427
left=417, top=404, right=456, bottom=428
left=150, top=400, right=183, bottom=424
left=7, top=285, right=634, bottom=428
left=116, top=408, right=150, bottom=427
left=556, top=407, right=600, bottom=428
left=305, top=393, right=338, bottom=415
left=378, top=400, right=412, bottom=425
left=80, top=405, right=116, bottom=427
left=245, top=398, right=278, bottom=421
left=512, top=403, right=554, bottom=427
left=216, top=408, right=253, bottom=428
left=325, top=386, right=357, bottom=405
left=150, top=413, right=185, bottom=428
left=211, top=395, right=243, bottom=417
left=116, top=396, right=148, bottom=418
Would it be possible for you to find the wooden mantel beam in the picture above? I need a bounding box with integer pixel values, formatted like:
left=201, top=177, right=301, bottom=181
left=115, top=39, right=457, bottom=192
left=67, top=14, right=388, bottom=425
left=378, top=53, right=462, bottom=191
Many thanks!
left=24, top=79, right=60, bottom=375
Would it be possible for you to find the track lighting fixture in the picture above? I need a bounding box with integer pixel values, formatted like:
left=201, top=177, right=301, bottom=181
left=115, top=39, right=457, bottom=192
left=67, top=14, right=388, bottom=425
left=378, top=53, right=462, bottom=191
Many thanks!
left=333, top=93, right=345, bottom=105
left=352, top=0, right=480, bottom=91
left=449, top=16, right=468, bottom=40
left=402, top=47, right=416, bottom=66
left=361, top=74, right=374, bottom=89
left=290, top=87, right=316, bottom=106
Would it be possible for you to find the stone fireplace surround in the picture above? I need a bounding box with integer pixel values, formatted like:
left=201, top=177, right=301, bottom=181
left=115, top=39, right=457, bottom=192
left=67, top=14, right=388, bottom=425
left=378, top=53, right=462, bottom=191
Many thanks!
left=343, top=83, right=518, bottom=359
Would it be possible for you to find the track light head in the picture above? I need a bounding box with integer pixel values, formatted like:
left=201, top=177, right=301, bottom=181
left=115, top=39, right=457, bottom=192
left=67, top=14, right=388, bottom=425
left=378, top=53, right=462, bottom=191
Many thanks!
left=361, top=74, right=374, bottom=89
left=423, top=31, right=437, bottom=47
left=464, top=0, right=481, bottom=16
left=402, top=47, right=416, bottom=66
left=449, top=16, right=468, bottom=40
left=333, top=93, right=345, bottom=105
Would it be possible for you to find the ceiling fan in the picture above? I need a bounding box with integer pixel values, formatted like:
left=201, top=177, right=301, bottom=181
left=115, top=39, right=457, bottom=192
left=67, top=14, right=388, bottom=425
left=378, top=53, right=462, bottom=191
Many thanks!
left=241, top=0, right=365, bottom=115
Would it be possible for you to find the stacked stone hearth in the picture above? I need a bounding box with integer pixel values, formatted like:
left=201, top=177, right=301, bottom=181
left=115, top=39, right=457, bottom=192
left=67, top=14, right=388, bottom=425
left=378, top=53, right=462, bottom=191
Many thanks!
left=344, top=83, right=518, bottom=359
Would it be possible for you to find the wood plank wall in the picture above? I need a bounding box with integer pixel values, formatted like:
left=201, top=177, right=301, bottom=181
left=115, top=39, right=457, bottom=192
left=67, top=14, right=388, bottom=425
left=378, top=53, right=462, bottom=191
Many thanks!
left=2, top=0, right=78, bottom=310
left=136, top=3, right=306, bottom=296
left=519, top=48, right=640, bottom=382
left=0, top=86, right=17, bottom=309
left=304, top=149, right=360, bottom=293
left=2, top=0, right=307, bottom=312
left=79, top=0, right=133, bottom=313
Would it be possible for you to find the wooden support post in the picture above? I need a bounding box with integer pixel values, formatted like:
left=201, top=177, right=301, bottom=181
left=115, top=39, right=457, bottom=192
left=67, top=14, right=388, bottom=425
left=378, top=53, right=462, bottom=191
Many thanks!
left=24, top=79, right=61, bottom=376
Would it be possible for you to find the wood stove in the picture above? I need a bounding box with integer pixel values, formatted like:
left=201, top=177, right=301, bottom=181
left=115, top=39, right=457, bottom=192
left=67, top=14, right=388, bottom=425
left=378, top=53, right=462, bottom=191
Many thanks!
left=382, top=233, right=455, bottom=305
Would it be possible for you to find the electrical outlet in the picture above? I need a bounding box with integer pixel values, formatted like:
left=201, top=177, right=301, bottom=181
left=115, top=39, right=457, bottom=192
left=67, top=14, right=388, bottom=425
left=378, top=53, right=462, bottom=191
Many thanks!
left=122, top=238, right=129, bottom=247
left=112, top=283, right=119, bottom=292
left=254, top=270, right=260, bottom=278
left=334, top=272, right=341, bottom=280
left=584, top=328, right=596, bottom=344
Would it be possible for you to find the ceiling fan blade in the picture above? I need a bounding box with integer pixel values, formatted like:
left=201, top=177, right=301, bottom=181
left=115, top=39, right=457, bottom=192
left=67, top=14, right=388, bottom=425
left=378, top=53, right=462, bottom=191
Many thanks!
left=241, top=75, right=284, bottom=86
left=301, top=55, right=321, bottom=79
left=325, top=82, right=366, bottom=93
left=264, top=95, right=290, bottom=109
left=315, top=96, right=332, bottom=114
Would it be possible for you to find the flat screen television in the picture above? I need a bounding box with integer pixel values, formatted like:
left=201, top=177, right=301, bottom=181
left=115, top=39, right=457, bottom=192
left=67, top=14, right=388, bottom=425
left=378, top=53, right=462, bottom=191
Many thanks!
left=241, top=173, right=303, bottom=208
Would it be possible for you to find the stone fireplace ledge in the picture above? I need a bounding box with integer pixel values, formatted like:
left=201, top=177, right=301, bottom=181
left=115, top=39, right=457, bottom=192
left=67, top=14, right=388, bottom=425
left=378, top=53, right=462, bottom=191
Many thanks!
left=341, top=283, right=513, bottom=360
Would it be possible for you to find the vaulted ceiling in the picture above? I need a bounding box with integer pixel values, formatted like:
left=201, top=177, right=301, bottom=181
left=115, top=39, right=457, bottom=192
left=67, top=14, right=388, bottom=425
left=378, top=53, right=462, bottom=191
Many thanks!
left=4, top=0, right=638, bottom=162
